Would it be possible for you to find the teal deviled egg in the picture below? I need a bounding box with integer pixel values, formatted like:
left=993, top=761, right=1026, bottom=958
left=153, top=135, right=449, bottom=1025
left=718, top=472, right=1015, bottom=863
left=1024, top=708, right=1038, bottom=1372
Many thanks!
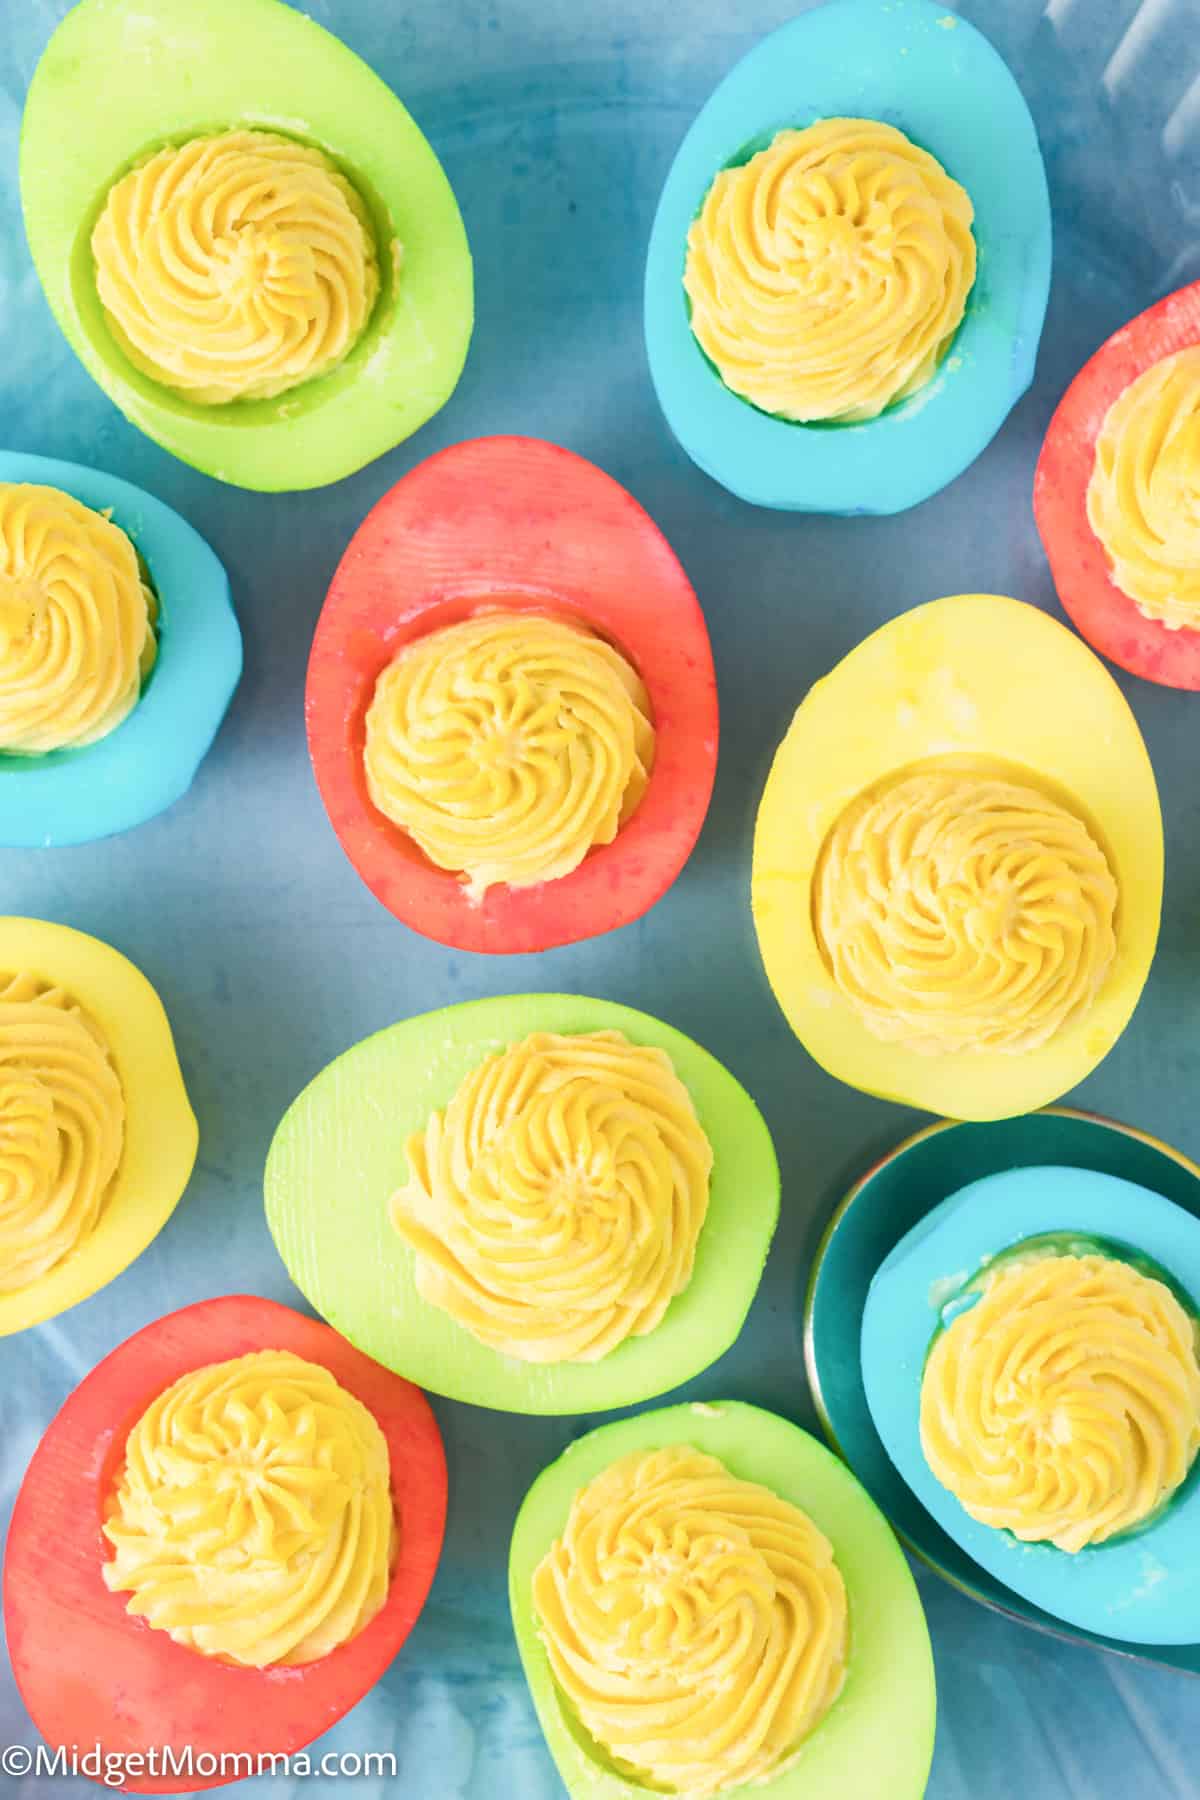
left=644, top=0, right=1051, bottom=512
left=863, top=1164, right=1200, bottom=1646
left=0, top=452, right=239, bottom=846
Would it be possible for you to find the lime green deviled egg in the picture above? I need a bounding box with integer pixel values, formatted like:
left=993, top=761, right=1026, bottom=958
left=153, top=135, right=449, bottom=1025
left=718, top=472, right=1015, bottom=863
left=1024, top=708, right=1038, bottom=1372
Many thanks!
left=511, top=1401, right=935, bottom=1799
left=21, top=0, right=472, bottom=490
left=265, top=994, right=780, bottom=1414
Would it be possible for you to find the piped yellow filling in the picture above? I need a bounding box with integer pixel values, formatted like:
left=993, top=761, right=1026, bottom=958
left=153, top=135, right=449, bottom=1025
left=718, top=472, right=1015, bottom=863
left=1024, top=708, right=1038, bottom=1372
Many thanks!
left=813, top=770, right=1118, bottom=1055
left=390, top=1030, right=712, bottom=1363
left=921, top=1252, right=1200, bottom=1552
left=363, top=612, right=654, bottom=901
left=533, top=1445, right=847, bottom=1799
left=1087, top=346, right=1200, bottom=632
left=0, top=484, right=156, bottom=754
left=92, top=129, right=380, bottom=405
left=0, top=972, right=124, bottom=1294
left=684, top=118, right=976, bottom=423
left=102, top=1349, right=394, bottom=1667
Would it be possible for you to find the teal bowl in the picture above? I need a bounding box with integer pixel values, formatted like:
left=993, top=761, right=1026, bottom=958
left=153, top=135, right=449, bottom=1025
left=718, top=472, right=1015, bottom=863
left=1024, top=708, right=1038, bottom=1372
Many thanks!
left=803, top=1107, right=1200, bottom=1672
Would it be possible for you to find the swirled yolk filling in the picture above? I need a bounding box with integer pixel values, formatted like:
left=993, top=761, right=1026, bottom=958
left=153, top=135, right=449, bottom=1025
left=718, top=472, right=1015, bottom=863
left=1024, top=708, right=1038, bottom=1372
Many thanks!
left=1087, top=346, right=1200, bottom=632
left=0, top=484, right=156, bottom=755
left=102, top=1349, right=394, bottom=1667
left=813, top=770, right=1118, bottom=1055
left=921, top=1251, right=1200, bottom=1552
left=684, top=118, right=976, bottom=423
left=533, top=1445, right=848, bottom=1799
left=91, top=129, right=380, bottom=405
left=363, top=612, right=655, bottom=902
left=390, top=1030, right=713, bottom=1363
left=0, top=972, right=124, bottom=1294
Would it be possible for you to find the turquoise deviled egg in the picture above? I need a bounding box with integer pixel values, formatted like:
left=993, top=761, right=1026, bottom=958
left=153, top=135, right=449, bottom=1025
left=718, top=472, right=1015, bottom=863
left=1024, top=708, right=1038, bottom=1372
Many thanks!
left=863, top=1166, right=1200, bottom=1646
left=0, top=452, right=240, bottom=847
left=644, top=0, right=1051, bottom=513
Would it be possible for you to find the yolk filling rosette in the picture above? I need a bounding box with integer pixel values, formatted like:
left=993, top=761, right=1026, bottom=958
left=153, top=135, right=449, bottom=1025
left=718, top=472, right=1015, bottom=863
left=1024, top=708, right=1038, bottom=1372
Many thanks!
left=92, top=129, right=380, bottom=406
left=101, top=1349, right=394, bottom=1667
left=533, top=1445, right=848, bottom=1799
left=363, top=612, right=655, bottom=901
left=0, top=484, right=157, bottom=754
left=0, top=973, right=124, bottom=1294
left=813, top=770, right=1119, bottom=1056
left=921, top=1251, right=1200, bottom=1552
left=1087, top=347, right=1200, bottom=633
left=390, top=1029, right=713, bottom=1363
left=684, top=118, right=976, bottom=423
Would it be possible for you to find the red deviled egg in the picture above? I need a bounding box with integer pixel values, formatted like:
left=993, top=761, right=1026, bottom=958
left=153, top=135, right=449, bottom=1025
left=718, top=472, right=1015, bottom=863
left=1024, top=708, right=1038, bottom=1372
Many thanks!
left=306, top=436, right=718, bottom=953
left=1035, top=280, right=1200, bottom=689
left=4, top=1296, right=446, bottom=1793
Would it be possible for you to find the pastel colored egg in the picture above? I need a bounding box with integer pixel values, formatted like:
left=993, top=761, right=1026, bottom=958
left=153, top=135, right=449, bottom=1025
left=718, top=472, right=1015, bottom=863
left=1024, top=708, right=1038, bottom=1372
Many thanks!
left=20, top=0, right=472, bottom=492
left=306, top=436, right=718, bottom=953
left=644, top=0, right=1051, bottom=513
left=0, top=916, right=197, bottom=1336
left=751, top=594, right=1162, bottom=1121
left=1035, top=280, right=1200, bottom=690
left=509, top=1400, right=935, bottom=1800
left=862, top=1164, right=1200, bottom=1645
left=264, top=994, right=779, bottom=1414
left=805, top=1107, right=1200, bottom=1671
left=3, top=1295, right=446, bottom=1793
left=0, top=452, right=240, bottom=846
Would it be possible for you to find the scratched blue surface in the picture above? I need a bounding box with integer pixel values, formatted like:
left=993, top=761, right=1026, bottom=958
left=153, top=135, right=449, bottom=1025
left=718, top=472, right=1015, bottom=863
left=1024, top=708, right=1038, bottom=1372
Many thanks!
left=2, top=3, right=1200, bottom=1797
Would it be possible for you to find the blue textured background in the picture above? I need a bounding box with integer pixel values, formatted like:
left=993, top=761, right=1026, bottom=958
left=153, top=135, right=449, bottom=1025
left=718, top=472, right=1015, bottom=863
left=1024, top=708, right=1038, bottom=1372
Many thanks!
left=2, top=1, right=1199, bottom=1795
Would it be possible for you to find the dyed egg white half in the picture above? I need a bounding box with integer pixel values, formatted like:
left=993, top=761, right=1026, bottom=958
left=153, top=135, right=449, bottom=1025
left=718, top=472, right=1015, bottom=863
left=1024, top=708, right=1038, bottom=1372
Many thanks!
left=643, top=0, right=1051, bottom=513
left=862, top=1166, right=1200, bottom=1644
left=0, top=451, right=240, bottom=847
